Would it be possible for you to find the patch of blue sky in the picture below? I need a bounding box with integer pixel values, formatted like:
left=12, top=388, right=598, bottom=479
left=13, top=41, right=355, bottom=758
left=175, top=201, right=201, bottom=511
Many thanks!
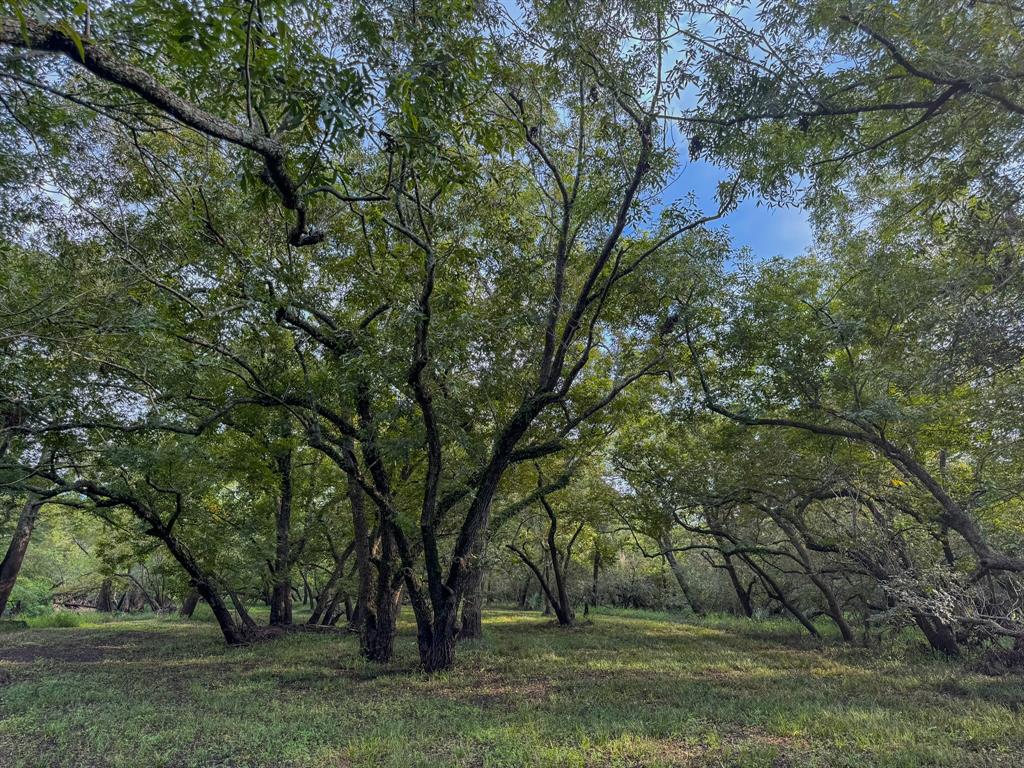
left=661, top=152, right=813, bottom=263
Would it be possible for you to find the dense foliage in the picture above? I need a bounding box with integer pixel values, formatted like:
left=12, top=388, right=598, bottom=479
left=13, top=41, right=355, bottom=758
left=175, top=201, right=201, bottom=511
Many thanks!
left=1, top=0, right=1021, bottom=674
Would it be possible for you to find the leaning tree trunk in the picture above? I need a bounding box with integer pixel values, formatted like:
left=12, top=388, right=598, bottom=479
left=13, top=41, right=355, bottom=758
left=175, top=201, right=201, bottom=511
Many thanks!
left=229, top=590, right=258, bottom=632
left=321, top=590, right=348, bottom=626
left=157, top=531, right=247, bottom=645
left=269, top=446, right=294, bottom=626
left=179, top=589, right=200, bottom=618
left=508, top=542, right=575, bottom=627
left=806, top=569, right=854, bottom=642
left=661, top=535, right=705, bottom=616
left=913, top=611, right=960, bottom=656
left=193, top=577, right=245, bottom=644
left=743, top=556, right=820, bottom=638
left=856, top=506, right=961, bottom=656
left=0, top=494, right=45, bottom=616
left=771, top=513, right=855, bottom=642
left=721, top=553, right=754, bottom=617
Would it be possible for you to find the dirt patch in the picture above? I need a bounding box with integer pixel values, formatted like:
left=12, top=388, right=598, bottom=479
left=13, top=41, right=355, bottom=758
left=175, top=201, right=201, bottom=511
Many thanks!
left=0, top=643, right=107, bottom=663
left=0, top=631, right=171, bottom=664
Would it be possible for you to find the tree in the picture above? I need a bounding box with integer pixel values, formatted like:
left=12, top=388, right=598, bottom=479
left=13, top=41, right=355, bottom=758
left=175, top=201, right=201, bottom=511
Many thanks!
left=2, top=0, right=1020, bottom=672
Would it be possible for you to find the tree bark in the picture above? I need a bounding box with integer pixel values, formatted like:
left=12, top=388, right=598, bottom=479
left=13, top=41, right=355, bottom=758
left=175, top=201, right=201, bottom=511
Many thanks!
left=913, top=611, right=960, bottom=656
left=344, top=440, right=376, bottom=640
left=542, top=498, right=579, bottom=626
left=361, top=525, right=402, bottom=662
left=517, top=574, right=531, bottom=609
left=229, top=590, right=258, bottom=631
left=508, top=539, right=576, bottom=627
left=0, top=494, right=45, bottom=616
left=422, top=601, right=459, bottom=673
left=589, top=544, right=601, bottom=610
left=458, top=555, right=484, bottom=640
left=541, top=560, right=553, bottom=616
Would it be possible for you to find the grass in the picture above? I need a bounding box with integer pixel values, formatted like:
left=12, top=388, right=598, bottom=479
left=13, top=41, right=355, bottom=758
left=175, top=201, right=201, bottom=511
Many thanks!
left=0, top=608, right=1021, bottom=767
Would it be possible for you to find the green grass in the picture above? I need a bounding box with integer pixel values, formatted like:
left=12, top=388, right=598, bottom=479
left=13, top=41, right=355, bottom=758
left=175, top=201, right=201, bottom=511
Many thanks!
left=0, top=609, right=1020, bottom=767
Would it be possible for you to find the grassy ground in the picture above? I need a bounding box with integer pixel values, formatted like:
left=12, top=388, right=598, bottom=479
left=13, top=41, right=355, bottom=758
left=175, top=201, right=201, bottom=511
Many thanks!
left=0, top=609, right=1021, bottom=767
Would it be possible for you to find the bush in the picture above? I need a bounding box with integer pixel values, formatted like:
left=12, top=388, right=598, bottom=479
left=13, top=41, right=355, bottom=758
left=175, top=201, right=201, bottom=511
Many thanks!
left=26, top=612, right=88, bottom=628
left=6, top=577, right=54, bottom=618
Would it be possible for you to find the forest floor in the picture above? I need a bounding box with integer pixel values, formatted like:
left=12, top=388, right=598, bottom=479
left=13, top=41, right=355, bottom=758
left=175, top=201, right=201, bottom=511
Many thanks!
left=0, top=608, right=1021, bottom=768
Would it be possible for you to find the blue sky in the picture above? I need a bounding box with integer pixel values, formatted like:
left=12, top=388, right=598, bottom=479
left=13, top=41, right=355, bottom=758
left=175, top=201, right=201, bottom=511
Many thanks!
left=659, top=151, right=811, bottom=264
left=713, top=193, right=812, bottom=261
left=658, top=151, right=814, bottom=262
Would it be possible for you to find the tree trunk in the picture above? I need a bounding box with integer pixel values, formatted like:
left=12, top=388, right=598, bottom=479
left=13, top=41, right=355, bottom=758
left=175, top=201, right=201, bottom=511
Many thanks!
left=806, top=570, right=854, bottom=642
left=422, top=600, right=459, bottom=673
left=722, top=553, right=754, bottom=617
left=119, top=573, right=162, bottom=612
left=179, top=589, right=200, bottom=618
left=196, top=579, right=245, bottom=643
left=913, top=611, right=960, bottom=656
left=745, top=559, right=819, bottom=638
left=857, top=503, right=960, bottom=655
left=548, top=543, right=574, bottom=626
left=589, top=544, right=601, bottom=611
left=0, top=495, right=45, bottom=616
left=361, top=524, right=401, bottom=662
left=309, top=540, right=354, bottom=626
left=96, top=577, right=115, bottom=613
left=508, top=541, right=574, bottom=627
left=229, top=590, right=258, bottom=631
left=363, top=579, right=402, bottom=662
left=269, top=446, right=294, bottom=626
left=155, top=527, right=246, bottom=644
left=541, top=560, right=552, bottom=615
left=458, top=555, right=484, bottom=640
left=661, top=535, right=705, bottom=616
left=771, top=514, right=853, bottom=642
left=517, top=574, right=531, bottom=609
left=346, top=446, right=375, bottom=638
